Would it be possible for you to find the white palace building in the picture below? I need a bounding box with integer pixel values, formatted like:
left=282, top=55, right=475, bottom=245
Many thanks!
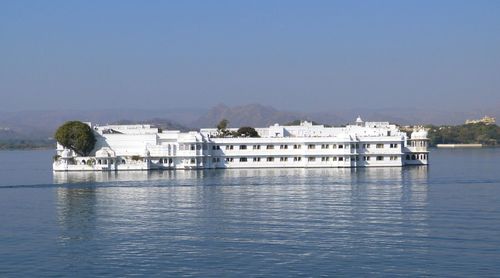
left=53, top=117, right=429, bottom=171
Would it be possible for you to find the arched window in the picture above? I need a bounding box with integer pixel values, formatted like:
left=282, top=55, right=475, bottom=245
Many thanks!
left=82, top=160, right=86, bottom=164
left=98, top=159, right=102, bottom=164
left=406, top=155, right=410, bottom=160
left=121, top=159, right=126, bottom=164
left=411, top=155, right=416, bottom=160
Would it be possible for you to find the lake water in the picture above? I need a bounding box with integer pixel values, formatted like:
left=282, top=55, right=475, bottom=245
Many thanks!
left=1, top=149, right=499, bottom=277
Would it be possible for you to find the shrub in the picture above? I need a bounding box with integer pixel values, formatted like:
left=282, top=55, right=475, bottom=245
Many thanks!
left=236, top=126, right=259, bottom=137
left=131, top=155, right=141, bottom=161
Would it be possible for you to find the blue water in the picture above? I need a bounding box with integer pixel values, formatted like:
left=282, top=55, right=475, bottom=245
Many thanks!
left=0, top=149, right=499, bottom=277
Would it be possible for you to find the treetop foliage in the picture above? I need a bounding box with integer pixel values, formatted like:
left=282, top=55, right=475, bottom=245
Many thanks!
left=236, top=126, right=260, bottom=137
left=54, top=121, right=96, bottom=156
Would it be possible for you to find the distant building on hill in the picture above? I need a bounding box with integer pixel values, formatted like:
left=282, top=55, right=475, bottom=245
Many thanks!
left=465, top=116, right=496, bottom=125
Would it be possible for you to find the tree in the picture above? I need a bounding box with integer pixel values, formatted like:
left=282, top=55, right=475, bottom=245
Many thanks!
left=216, top=119, right=230, bottom=137
left=237, top=126, right=260, bottom=137
left=217, top=119, right=228, bottom=130
left=54, top=121, right=96, bottom=156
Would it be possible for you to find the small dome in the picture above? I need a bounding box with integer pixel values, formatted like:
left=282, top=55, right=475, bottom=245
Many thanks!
left=61, top=149, right=73, bottom=158
left=411, top=129, right=428, bottom=139
left=95, top=147, right=116, bottom=158
left=356, top=116, right=363, bottom=123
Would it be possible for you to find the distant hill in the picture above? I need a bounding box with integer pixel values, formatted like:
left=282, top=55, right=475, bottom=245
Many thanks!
left=112, top=118, right=190, bottom=132
left=427, top=123, right=500, bottom=146
left=189, top=103, right=346, bottom=128
left=0, top=108, right=204, bottom=140
left=1, top=103, right=499, bottom=147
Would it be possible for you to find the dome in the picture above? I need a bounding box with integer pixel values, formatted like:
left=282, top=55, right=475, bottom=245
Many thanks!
left=411, top=129, right=428, bottom=139
left=95, top=147, right=116, bottom=158
left=356, top=116, right=363, bottom=123
left=61, top=149, right=73, bottom=158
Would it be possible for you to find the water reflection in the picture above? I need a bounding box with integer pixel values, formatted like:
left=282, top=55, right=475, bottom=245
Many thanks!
left=56, top=187, right=97, bottom=242
left=53, top=166, right=428, bottom=185
left=54, top=166, right=429, bottom=272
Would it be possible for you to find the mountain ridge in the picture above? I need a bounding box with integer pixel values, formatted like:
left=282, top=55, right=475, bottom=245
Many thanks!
left=0, top=104, right=498, bottom=141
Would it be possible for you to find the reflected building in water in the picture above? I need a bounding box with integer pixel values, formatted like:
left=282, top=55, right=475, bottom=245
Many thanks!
left=55, top=167, right=429, bottom=243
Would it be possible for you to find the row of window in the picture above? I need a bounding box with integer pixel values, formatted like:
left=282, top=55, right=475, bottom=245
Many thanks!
left=219, top=143, right=399, bottom=151
left=212, top=155, right=402, bottom=163
left=409, top=141, right=428, bottom=147
left=406, top=154, right=428, bottom=160
left=184, top=143, right=401, bottom=151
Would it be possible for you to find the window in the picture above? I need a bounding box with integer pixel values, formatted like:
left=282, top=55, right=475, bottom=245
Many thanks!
left=225, top=145, right=234, bottom=150
left=253, top=145, right=261, bottom=150
left=389, top=143, right=398, bottom=148
left=333, top=157, right=338, bottom=161
left=338, top=144, right=344, bottom=149
left=293, top=144, right=301, bottom=149
left=240, top=145, right=247, bottom=150
left=280, top=145, right=288, bottom=149
left=190, top=158, right=196, bottom=164
left=308, top=157, right=316, bottom=162
left=321, top=144, right=329, bottom=149
left=390, top=156, right=398, bottom=161
left=321, top=157, right=329, bottom=162
left=332, top=144, right=337, bottom=149
left=363, top=144, right=371, bottom=149
left=266, top=157, right=274, bottom=162
left=363, top=156, right=370, bottom=161
left=280, top=157, right=288, bottom=162
left=376, top=144, right=384, bottom=149
left=212, top=157, right=220, bottom=163
left=225, top=157, right=234, bottom=162
left=355, top=156, right=360, bottom=161
left=190, top=145, right=195, bottom=151
left=376, top=156, right=384, bottom=161
left=339, top=157, right=344, bottom=161
left=308, top=144, right=315, bottom=149
left=121, top=159, right=126, bottom=164
left=253, top=157, right=261, bottom=162
left=266, top=145, right=274, bottom=150
left=212, top=145, right=221, bottom=150
left=239, top=157, right=248, bottom=162
left=293, top=157, right=302, bottom=161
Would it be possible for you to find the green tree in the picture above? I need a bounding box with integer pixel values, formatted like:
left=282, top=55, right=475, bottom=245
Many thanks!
left=54, top=121, right=96, bottom=156
left=237, top=126, right=260, bottom=137
left=216, top=119, right=230, bottom=137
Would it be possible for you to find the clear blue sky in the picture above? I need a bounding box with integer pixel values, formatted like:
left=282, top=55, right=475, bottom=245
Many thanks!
left=1, top=0, right=499, bottom=112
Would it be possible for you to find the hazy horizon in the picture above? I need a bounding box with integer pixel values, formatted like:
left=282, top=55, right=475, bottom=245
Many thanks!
left=1, top=1, right=499, bottom=112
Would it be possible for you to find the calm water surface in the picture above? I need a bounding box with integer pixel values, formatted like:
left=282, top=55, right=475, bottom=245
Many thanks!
left=0, top=149, right=499, bottom=277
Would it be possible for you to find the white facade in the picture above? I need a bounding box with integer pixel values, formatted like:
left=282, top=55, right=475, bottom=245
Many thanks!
left=53, top=118, right=429, bottom=171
